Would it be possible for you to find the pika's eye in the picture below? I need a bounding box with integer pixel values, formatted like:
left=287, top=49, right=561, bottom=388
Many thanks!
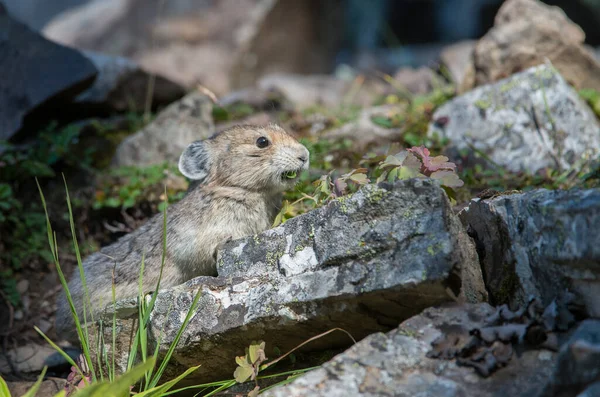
left=256, top=136, right=270, bottom=148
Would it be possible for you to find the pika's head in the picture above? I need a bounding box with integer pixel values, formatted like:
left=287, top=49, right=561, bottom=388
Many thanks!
left=179, top=124, right=310, bottom=193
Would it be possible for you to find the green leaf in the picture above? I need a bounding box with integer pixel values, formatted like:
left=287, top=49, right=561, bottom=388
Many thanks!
left=349, top=173, right=369, bottom=184
left=371, top=115, right=394, bottom=128
left=234, top=356, right=254, bottom=384
left=105, top=197, right=121, bottom=208
left=248, top=341, right=266, bottom=364
left=430, top=170, right=465, bottom=188
left=122, top=197, right=136, bottom=209
left=397, top=166, right=421, bottom=180
left=0, top=184, right=13, bottom=200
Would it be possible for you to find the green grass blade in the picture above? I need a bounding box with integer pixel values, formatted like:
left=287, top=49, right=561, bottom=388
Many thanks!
left=62, top=176, right=97, bottom=379
left=111, top=269, right=117, bottom=382
left=0, top=374, right=12, bottom=397
left=134, top=364, right=201, bottom=397
left=21, top=366, right=48, bottom=397
left=71, top=358, right=156, bottom=397
left=163, top=379, right=236, bottom=396
left=36, top=182, right=94, bottom=382
left=148, top=288, right=202, bottom=388
left=256, top=366, right=320, bottom=380
left=200, top=380, right=236, bottom=397
left=258, top=373, right=304, bottom=394
left=34, top=326, right=88, bottom=386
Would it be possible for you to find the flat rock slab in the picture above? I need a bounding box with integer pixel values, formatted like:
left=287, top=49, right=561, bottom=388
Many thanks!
left=0, top=4, right=97, bottom=140
left=428, top=64, right=600, bottom=174
left=111, top=91, right=214, bottom=167
left=264, top=303, right=557, bottom=397
left=460, top=188, right=600, bottom=315
left=99, top=179, right=487, bottom=382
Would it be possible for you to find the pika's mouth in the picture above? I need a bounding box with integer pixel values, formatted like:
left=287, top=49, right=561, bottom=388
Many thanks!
left=281, top=169, right=302, bottom=181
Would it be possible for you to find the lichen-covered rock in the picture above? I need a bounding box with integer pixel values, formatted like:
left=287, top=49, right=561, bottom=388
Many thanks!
left=76, top=50, right=186, bottom=112
left=459, top=188, right=600, bottom=316
left=264, top=303, right=557, bottom=397
left=95, top=179, right=487, bottom=382
left=428, top=64, right=600, bottom=174
left=111, top=91, right=214, bottom=167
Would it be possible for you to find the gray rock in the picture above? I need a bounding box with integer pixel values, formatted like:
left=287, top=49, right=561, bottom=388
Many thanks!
left=0, top=3, right=96, bottom=140
left=94, top=179, right=487, bottom=382
left=76, top=50, right=186, bottom=112
left=111, top=91, right=214, bottom=167
left=459, top=188, right=600, bottom=315
left=439, top=40, right=475, bottom=87
left=264, top=303, right=557, bottom=397
left=257, top=73, right=351, bottom=109
left=392, top=66, right=437, bottom=95
left=0, top=344, right=79, bottom=374
left=6, top=379, right=66, bottom=396
left=428, top=64, right=600, bottom=175
left=538, top=320, right=600, bottom=397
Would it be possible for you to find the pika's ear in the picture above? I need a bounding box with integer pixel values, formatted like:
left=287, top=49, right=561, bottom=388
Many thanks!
left=179, top=140, right=212, bottom=182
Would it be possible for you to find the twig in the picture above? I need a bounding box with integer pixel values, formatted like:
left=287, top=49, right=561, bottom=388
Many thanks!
left=261, top=328, right=356, bottom=371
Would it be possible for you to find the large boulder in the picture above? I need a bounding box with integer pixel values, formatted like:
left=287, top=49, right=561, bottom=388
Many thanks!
left=43, top=0, right=345, bottom=95
left=264, top=303, right=560, bottom=397
left=111, top=91, right=214, bottom=167
left=91, top=179, right=487, bottom=382
left=43, top=0, right=256, bottom=95
left=428, top=64, right=600, bottom=175
left=460, top=188, right=600, bottom=316
left=229, top=0, right=344, bottom=90
left=0, top=2, right=97, bottom=140
left=461, top=0, right=600, bottom=93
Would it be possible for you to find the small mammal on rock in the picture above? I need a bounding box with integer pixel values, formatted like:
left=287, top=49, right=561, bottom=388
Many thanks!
left=55, top=124, right=309, bottom=342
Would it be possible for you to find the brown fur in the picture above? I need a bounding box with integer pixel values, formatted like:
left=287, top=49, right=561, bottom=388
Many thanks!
left=55, top=124, right=309, bottom=342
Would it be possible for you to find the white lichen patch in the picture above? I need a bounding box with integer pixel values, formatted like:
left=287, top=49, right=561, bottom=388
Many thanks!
left=279, top=246, right=318, bottom=276
left=231, top=241, right=247, bottom=257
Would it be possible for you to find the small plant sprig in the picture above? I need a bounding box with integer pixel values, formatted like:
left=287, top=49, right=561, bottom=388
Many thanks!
left=378, top=146, right=464, bottom=188
left=274, top=145, right=464, bottom=226
left=233, top=328, right=356, bottom=396
left=273, top=168, right=370, bottom=226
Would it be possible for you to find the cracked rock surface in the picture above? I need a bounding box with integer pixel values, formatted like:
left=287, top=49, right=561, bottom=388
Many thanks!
left=98, top=179, right=487, bottom=382
left=264, top=303, right=557, bottom=397
left=460, top=188, right=600, bottom=316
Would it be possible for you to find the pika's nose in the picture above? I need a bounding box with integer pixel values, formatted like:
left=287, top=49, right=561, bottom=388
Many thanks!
left=298, top=154, right=308, bottom=163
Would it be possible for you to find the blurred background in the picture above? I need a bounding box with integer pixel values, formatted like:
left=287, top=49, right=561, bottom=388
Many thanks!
left=5, top=0, right=600, bottom=96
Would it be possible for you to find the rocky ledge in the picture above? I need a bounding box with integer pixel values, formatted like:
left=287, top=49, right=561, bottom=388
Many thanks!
left=96, top=179, right=488, bottom=382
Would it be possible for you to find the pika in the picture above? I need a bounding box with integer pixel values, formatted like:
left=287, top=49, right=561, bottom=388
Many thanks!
left=55, top=124, right=309, bottom=341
